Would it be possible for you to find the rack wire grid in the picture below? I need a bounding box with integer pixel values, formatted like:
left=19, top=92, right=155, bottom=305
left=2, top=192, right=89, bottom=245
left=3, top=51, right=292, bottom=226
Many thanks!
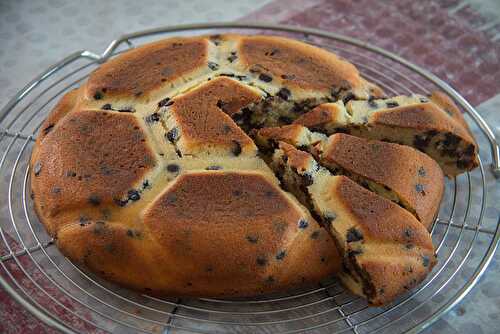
left=0, top=23, right=499, bottom=334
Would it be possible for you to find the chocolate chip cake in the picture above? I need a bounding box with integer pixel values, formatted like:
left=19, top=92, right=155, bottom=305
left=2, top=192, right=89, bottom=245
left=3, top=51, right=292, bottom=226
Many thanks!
left=31, top=34, right=476, bottom=304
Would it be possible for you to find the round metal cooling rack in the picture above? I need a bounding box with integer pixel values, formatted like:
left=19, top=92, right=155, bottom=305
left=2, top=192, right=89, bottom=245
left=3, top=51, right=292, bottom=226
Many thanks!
left=0, top=23, right=499, bottom=334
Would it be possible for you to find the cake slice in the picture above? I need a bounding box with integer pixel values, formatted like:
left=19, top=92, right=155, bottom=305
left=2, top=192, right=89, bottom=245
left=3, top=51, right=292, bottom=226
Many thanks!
left=293, top=92, right=478, bottom=177
left=271, top=142, right=437, bottom=305
left=257, top=126, right=444, bottom=230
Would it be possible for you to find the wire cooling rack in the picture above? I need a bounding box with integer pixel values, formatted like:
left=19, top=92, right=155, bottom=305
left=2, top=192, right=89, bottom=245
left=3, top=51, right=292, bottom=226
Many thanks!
left=0, top=23, right=499, bottom=334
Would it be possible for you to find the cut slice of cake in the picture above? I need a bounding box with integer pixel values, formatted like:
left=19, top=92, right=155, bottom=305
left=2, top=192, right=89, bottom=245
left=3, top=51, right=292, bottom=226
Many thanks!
left=271, top=142, right=437, bottom=305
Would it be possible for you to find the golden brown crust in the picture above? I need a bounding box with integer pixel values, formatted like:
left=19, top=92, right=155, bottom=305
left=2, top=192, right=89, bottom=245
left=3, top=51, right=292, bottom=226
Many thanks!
left=31, top=110, right=157, bottom=233
left=293, top=103, right=342, bottom=129
left=429, top=91, right=473, bottom=138
left=332, top=176, right=433, bottom=249
left=168, top=77, right=260, bottom=156
left=237, top=35, right=379, bottom=98
left=85, top=37, right=209, bottom=100
left=319, top=134, right=444, bottom=229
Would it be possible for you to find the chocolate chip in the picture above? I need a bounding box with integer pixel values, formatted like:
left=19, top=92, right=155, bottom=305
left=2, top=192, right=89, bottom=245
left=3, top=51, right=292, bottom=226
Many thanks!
left=277, top=88, right=291, bottom=101
left=419, top=97, right=429, bottom=103
left=93, top=91, right=103, bottom=100
left=443, top=133, right=460, bottom=147
left=256, top=256, right=267, bottom=266
left=414, top=134, right=432, bottom=150
left=415, top=183, right=425, bottom=194
left=128, top=190, right=140, bottom=201
left=145, top=113, right=160, bottom=123
left=158, top=97, right=174, bottom=108
left=323, top=212, right=337, bottom=227
left=114, top=198, right=128, bottom=207
left=386, top=101, right=399, bottom=108
left=33, top=162, right=42, bottom=176
left=166, top=193, right=176, bottom=204
left=118, top=106, right=135, bottom=113
left=298, top=219, right=309, bottom=229
left=281, top=74, right=295, bottom=80
left=227, top=52, right=237, bottom=63
left=231, top=140, right=242, bottom=156
left=258, top=73, right=273, bottom=82
left=301, top=173, right=314, bottom=186
left=42, top=124, right=54, bottom=135
left=278, top=115, right=293, bottom=124
left=320, top=256, right=326, bottom=263
left=208, top=62, right=219, bottom=71
left=265, top=276, right=275, bottom=283
left=310, top=231, right=320, bottom=239
left=52, top=187, right=61, bottom=194
left=88, top=195, right=101, bottom=206
left=205, top=165, right=222, bottom=170
left=464, top=144, right=475, bottom=156
left=342, top=92, right=355, bottom=104
left=422, top=255, right=430, bottom=267
left=418, top=166, right=426, bottom=177
left=276, top=250, right=286, bottom=260
left=216, top=99, right=226, bottom=111
left=205, top=265, right=213, bottom=272
left=164, top=164, right=179, bottom=174
left=101, top=104, right=112, bottom=110
left=246, top=235, right=258, bottom=243
left=126, top=229, right=141, bottom=238
left=166, top=127, right=178, bottom=143
left=368, top=96, right=378, bottom=108
left=404, top=228, right=413, bottom=239
left=79, top=216, right=90, bottom=227
left=406, top=243, right=414, bottom=249
left=346, top=228, right=363, bottom=242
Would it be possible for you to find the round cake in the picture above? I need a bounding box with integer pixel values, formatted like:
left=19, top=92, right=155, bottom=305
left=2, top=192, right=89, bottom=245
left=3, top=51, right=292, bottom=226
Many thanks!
left=30, top=34, right=478, bottom=303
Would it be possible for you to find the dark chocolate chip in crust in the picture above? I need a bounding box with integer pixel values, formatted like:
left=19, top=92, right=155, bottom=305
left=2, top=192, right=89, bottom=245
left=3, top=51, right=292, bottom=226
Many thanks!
left=158, top=97, right=174, bottom=108
left=246, top=235, right=259, bottom=244
left=128, top=190, right=141, bottom=201
left=418, top=166, right=426, bottom=177
left=208, top=61, right=219, bottom=71
left=422, top=255, right=430, bottom=267
left=166, top=127, right=179, bottom=143
left=346, top=228, right=364, bottom=242
left=88, top=195, right=101, bottom=206
left=166, top=164, right=180, bottom=173
left=101, top=103, right=112, bottom=110
left=33, top=162, right=42, bottom=176
left=256, top=256, right=268, bottom=266
left=310, top=231, right=320, bottom=239
left=205, top=165, right=222, bottom=171
left=79, top=216, right=90, bottom=227
left=404, top=228, right=413, bottom=239
left=258, top=73, right=273, bottom=83
left=276, top=250, right=286, bottom=260
left=415, top=183, right=425, bottom=195
left=118, top=106, right=135, bottom=113
left=298, top=219, right=309, bottom=229
left=386, top=101, right=399, bottom=108
left=231, top=140, right=242, bottom=156
left=265, top=276, right=275, bottom=283
left=419, top=97, right=429, bottom=103
left=277, top=87, right=291, bottom=101
left=93, top=91, right=103, bottom=100
left=143, top=180, right=151, bottom=189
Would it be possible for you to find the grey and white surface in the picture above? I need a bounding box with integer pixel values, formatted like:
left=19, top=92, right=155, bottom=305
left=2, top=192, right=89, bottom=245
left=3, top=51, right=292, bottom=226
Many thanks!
left=0, top=1, right=499, bottom=333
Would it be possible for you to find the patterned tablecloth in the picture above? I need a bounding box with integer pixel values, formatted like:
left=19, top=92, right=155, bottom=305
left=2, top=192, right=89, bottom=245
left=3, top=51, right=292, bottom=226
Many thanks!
left=0, top=0, right=499, bottom=333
